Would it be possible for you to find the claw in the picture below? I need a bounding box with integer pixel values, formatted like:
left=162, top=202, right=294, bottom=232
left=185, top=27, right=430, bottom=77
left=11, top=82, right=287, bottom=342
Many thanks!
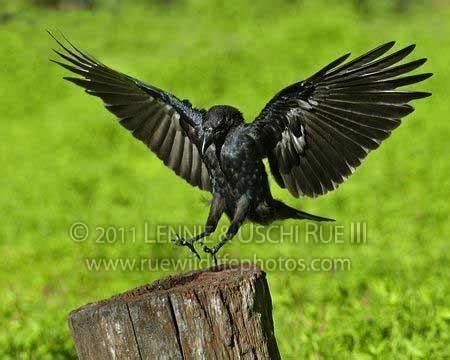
left=171, top=234, right=201, bottom=259
left=202, top=244, right=219, bottom=266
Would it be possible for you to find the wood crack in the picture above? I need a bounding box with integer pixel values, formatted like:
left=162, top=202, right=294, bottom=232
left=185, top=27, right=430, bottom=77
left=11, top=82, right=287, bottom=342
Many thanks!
left=126, top=303, right=143, bottom=360
left=167, top=294, right=185, bottom=359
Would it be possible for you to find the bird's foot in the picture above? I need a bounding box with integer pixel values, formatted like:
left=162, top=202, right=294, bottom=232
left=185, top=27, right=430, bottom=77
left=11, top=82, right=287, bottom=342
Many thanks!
left=202, top=244, right=219, bottom=266
left=171, top=234, right=200, bottom=259
left=201, top=236, right=229, bottom=266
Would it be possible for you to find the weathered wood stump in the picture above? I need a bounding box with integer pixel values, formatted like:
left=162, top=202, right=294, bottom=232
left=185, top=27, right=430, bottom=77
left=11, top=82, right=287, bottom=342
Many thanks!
left=68, top=263, right=281, bottom=359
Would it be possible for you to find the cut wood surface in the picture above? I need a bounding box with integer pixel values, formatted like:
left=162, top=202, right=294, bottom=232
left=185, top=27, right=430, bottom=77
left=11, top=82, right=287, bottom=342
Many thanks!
left=68, top=263, right=281, bottom=359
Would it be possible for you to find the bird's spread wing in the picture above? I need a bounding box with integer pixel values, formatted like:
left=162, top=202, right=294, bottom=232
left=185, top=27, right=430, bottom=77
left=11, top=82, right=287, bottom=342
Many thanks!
left=49, top=33, right=211, bottom=191
left=251, top=42, right=431, bottom=197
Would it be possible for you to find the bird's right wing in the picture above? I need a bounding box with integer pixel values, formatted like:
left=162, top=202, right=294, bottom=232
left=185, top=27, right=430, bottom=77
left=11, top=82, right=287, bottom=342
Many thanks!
left=250, top=42, right=431, bottom=198
left=50, top=33, right=211, bottom=191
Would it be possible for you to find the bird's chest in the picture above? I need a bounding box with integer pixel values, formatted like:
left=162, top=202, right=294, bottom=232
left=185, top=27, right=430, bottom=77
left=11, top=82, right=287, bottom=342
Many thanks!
left=219, top=132, right=263, bottom=188
left=220, top=133, right=250, bottom=172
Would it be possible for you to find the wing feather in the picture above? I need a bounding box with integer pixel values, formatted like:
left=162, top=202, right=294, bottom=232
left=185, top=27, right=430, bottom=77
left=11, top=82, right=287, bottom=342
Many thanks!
left=50, top=32, right=211, bottom=191
left=252, top=42, right=431, bottom=197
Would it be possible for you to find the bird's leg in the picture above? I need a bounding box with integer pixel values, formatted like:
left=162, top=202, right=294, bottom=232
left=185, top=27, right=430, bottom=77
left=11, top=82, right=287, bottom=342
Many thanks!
left=203, top=196, right=250, bottom=265
left=172, top=194, right=225, bottom=258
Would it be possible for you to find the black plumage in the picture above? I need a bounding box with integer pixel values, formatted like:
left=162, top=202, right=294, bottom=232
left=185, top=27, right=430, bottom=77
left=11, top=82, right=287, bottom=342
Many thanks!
left=50, top=33, right=431, bottom=260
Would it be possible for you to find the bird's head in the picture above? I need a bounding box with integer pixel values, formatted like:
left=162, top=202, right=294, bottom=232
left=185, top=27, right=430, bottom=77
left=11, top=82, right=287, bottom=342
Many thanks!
left=202, top=105, right=244, bottom=154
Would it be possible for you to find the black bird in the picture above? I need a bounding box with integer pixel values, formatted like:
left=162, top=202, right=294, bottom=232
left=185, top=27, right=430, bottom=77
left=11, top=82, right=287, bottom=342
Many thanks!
left=49, top=33, right=431, bottom=261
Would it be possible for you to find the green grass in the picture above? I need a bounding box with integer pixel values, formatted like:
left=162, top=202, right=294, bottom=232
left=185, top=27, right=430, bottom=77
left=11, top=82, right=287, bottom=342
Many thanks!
left=1, top=0, right=449, bottom=358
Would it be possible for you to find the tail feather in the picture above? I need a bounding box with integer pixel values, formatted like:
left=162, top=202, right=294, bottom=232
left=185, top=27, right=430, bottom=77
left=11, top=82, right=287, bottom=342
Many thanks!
left=293, top=208, right=335, bottom=222
left=272, top=199, right=335, bottom=222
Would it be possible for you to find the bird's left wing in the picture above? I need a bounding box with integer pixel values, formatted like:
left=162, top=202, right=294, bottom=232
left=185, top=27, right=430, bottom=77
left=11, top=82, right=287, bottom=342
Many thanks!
left=250, top=42, right=431, bottom=197
left=49, top=33, right=211, bottom=191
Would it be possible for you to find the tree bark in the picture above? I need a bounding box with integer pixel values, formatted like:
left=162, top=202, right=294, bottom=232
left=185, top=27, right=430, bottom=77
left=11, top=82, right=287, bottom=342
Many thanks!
left=68, top=263, right=281, bottom=360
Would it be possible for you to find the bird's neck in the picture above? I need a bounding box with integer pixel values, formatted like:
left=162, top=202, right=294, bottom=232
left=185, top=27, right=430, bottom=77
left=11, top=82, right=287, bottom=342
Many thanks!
left=214, top=123, right=242, bottom=156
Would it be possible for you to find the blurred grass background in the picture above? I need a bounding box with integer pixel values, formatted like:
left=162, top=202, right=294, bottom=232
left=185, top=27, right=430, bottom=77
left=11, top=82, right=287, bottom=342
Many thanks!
left=1, top=0, right=449, bottom=358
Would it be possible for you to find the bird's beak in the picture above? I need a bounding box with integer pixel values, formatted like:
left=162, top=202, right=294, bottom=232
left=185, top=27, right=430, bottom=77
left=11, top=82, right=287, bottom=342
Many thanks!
left=202, top=132, right=213, bottom=155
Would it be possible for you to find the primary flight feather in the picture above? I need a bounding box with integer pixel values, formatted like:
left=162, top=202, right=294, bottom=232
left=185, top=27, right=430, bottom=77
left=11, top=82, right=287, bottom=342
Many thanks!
left=49, top=32, right=431, bottom=261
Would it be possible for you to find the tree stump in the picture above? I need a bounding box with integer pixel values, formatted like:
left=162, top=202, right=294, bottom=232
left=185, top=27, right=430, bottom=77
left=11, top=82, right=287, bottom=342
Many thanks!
left=68, top=263, right=281, bottom=359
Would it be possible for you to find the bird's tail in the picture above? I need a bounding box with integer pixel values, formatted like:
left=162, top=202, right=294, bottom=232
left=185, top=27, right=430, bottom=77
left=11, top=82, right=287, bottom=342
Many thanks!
left=272, top=199, right=335, bottom=222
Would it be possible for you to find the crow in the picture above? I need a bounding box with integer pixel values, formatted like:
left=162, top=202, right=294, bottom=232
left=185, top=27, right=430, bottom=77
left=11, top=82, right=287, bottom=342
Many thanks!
left=49, top=32, right=431, bottom=262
